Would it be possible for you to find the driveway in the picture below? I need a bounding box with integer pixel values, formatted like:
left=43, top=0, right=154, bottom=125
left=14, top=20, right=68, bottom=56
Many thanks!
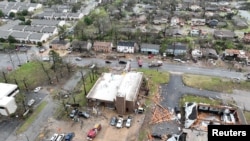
left=152, top=72, right=248, bottom=136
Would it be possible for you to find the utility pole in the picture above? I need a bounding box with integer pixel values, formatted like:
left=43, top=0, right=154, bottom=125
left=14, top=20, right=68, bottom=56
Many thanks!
left=80, top=71, right=87, bottom=95
left=2, top=71, right=8, bottom=83
left=15, top=51, right=21, bottom=67
left=8, top=51, right=15, bottom=70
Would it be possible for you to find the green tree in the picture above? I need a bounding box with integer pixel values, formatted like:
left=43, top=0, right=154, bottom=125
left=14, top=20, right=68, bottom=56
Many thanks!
left=37, top=42, right=42, bottom=46
left=9, top=12, right=15, bottom=18
left=84, top=16, right=93, bottom=25
left=21, top=10, right=28, bottom=16
left=25, top=19, right=31, bottom=25
left=7, top=35, right=17, bottom=44
left=72, top=3, right=81, bottom=13
left=18, top=16, right=25, bottom=21
left=0, top=10, right=4, bottom=17
left=49, top=50, right=63, bottom=72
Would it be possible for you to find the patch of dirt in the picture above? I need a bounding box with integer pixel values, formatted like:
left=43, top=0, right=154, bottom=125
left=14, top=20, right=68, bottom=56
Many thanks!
left=43, top=107, right=145, bottom=141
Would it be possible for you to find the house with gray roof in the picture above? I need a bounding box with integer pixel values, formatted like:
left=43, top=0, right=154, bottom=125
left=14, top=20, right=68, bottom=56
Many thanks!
left=35, top=12, right=54, bottom=19
left=28, top=33, right=49, bottom=44
left=9, top=31, right=30, bottom=43
left=68, top=13, right=84, bottom=20
left=24, top=26, right=43, bottom=33
left=0, top=30, right=11, bottom=39
left=41, top=26, right=58, bottom=36
left=31, top=19, right=66, bottom=27
left=11, top=25, right=27, bottom=32
left=140, top=43, right=160, bottom=54
left=53, top=12, right=68, bottom=20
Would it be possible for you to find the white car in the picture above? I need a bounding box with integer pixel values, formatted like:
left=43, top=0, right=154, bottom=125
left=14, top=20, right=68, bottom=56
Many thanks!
left=116, top=117, right=123, bottom=128
left=75, top=57, right=82, bottom=61
left=27, top=99, right=35, bottom=107
left=34, top=87, right=42, bottom=92
left=125, top=118, right=132, bottom=128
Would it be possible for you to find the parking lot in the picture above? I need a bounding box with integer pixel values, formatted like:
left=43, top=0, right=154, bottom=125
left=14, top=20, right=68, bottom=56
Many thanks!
left=45, top=108, right=145, bottom=141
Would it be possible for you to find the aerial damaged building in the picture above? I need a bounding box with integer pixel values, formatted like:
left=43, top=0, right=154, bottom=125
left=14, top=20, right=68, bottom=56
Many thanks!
left=86, top=72, right=143, bottom=115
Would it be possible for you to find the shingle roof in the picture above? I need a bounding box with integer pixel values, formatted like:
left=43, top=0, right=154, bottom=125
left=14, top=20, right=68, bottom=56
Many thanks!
left=168, top=43, right=187, bottom=50
left=117, top=41, right=135, bottom=47
left=28, top=33, right=44, bottom=40
left=42, top=26, right=57, bottom=33
left=0, top=30, right=11, bottom=38
left=10, top=31, right=30, bottom=39
left=31, top=19, right=60, bottom=26
left=141, top=43, right=160, bottom=50
left=12, top=25, right=27, bottom=31
left=24, top=26, right=43, bottom=32
left=93, top=41, right=111, bottom=47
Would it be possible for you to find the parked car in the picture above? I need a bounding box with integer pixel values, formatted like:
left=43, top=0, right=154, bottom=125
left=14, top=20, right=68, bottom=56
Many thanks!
left=148, top=60, right=163, bottom=67
left=50, top=133, right=59, bottom=141
left=34, top=86, right=42, bottom=93
left=151, top=133, right=162, bottom=139
left=19, top=47, right=28, bottom=52
left=27, top=99, right=35, bottom=107
left=125, top=116, right=132, bottom=128
left=110, top=116, right=117, bottom=126
left=118, top=60, right=127, bottom=64
left=78, top=111, right=90, bottom=119
left=56, top=134, right=64, bottom=141
left=105, top=60, right=112, bottom=64
left=75, top=57, right=82, bottom=61
left=39, top=47, right=46, bottom=53
left=69, top=109, right=78, bottom=118
left=65, top=132, right=75, bottom=141
left=116, top=117, right=123, bottom=128
left=173, top=58, right=185, bottom=63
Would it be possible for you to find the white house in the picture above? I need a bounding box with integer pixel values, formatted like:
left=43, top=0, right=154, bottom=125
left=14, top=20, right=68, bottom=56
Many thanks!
left=42, top=26, right=58, bottom=36
left=9, top=31, right=30, bottom=43
left=28, top=33, right=49, bottom=43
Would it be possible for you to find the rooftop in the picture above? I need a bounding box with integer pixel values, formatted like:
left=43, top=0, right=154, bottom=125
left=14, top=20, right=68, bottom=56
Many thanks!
left=0, top=83, right=18, bottom=98
left=87, top=72, right=143, bottom=102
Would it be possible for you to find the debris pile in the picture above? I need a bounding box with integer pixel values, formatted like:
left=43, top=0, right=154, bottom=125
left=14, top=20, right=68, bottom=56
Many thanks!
left=150, top=92, right=174, bottom=124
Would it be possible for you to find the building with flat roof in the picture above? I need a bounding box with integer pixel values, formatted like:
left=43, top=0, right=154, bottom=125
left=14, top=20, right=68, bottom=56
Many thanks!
left=0, top=83, right=19, bottom=116
left=86, top=71, right=143, bottom=115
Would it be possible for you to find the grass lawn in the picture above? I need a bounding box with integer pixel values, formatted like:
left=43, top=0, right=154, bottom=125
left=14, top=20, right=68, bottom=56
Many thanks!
left=182, top=74, right=250, bottom=93
left=4, top=61, right=52, bottom=90
left=17, top=101, right=47, bottom=134
left=180, top=95, right=222, bottom=107
left=137, top=68, right=169, bottom=92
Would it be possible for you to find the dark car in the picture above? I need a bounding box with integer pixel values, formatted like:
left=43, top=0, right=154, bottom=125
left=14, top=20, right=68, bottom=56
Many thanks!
left=65, top=132, right=75, bottom=141
left=151, top=133, right=162, bottom=139
left=110, top=116, right=117, bottom=126
left=69, top=109, right=78, bottom=118
left=105, top=60, right=112, bottom=64
left=119, top=60, right=127, bottom=64
left=78, top=111, right=90, bottom=119
left=174, top=106, right=181, bottom=114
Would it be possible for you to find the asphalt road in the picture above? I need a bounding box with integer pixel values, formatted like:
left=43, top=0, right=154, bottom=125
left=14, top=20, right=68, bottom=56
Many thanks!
left=66, top=57, right=246, bottom=80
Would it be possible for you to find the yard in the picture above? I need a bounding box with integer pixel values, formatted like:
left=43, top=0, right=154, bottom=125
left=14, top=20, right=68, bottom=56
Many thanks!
left=182, top=74, right=250, bottom=93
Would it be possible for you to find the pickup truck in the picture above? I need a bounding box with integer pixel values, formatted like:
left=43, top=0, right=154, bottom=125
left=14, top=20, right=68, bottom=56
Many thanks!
left=87, top=124, right=102, bottom=140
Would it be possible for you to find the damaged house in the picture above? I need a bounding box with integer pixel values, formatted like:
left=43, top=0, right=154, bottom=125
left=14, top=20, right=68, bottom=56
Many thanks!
left=222, top=49, right=248, bottom=62
left=184, top=102, right=242, bottom=130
